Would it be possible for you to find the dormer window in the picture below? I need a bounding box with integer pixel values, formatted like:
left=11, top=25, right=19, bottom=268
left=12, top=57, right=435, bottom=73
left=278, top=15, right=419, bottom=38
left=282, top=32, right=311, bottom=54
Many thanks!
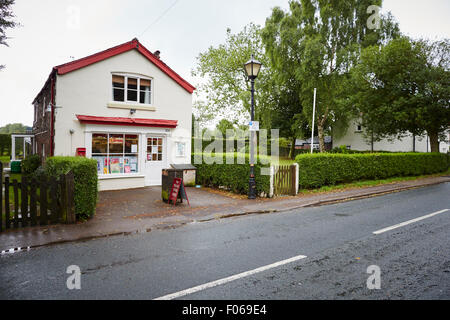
left=112, top=74, right=152, bottom=105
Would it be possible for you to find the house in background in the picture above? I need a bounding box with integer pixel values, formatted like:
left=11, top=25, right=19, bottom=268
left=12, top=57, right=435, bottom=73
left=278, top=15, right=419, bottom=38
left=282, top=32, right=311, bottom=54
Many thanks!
left=295, top=136, right=332, bottom=151
left=334, top=119, right=450, bottom=153
left=32, top=38, right=195, bottom=191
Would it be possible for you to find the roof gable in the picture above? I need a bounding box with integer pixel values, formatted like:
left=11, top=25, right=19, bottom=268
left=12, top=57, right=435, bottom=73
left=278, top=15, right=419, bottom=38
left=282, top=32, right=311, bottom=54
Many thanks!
left=54, top=38, right=195, bottom=94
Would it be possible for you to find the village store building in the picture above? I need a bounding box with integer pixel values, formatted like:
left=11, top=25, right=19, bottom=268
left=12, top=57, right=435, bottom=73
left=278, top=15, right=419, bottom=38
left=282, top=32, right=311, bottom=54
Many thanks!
left=31, top=38, right=195, bottom=191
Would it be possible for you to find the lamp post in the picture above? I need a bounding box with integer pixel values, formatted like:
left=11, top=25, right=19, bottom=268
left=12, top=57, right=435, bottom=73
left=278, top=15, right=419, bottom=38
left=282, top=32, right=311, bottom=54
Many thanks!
left=244, top=55, right=262, bottom=199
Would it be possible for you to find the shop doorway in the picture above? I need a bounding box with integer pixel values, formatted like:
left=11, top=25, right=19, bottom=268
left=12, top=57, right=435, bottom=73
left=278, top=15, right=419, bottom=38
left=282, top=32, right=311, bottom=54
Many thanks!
left=145, top=136, right=166, bottom=186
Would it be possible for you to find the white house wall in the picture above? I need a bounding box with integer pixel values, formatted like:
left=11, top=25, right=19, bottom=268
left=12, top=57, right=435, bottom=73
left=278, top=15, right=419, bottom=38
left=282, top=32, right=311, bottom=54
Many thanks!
left=53, top=49, right=192, bottom=190
left=333, top=120, right=448, bottom=153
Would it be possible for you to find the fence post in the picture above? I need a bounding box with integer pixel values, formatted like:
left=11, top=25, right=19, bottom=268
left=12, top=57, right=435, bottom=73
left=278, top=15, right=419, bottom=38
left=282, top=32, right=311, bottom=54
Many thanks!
left=40, top=176, right=48, bottom=225
left=294, top=163, right=299, bottom=195
left=21, top=175, right=29, bottom=227
left=65, top=171, right=76, bottom=224
left=13, top=179, right=19, bottom=228
left=50, top=177, right=59, bottom=224
left=0, top=162, right=2, bottom=232
left=269, top=165, right=274, bottom=198
left=30, top=178, right=37, bottom=227
left=60, top=173, right=67, bottom=223
left=5, top=176, right=10, bottom=229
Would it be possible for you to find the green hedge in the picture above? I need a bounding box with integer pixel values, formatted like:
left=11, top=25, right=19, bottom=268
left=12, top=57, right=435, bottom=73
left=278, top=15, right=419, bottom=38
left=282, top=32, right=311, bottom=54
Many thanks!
left=45, top=157, right=98, bottom=220
left=193, top=154, right=270, bottom=196
left=295, top=153, right=449, bottom=189
left=0, top=134, right=11, bottom=156
left=21, top=154, right=41, bottom=176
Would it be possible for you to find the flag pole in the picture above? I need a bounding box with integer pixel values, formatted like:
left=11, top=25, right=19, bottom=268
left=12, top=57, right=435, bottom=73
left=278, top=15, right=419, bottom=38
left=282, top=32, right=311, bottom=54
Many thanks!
left=311, top=88, right=317, bottom=154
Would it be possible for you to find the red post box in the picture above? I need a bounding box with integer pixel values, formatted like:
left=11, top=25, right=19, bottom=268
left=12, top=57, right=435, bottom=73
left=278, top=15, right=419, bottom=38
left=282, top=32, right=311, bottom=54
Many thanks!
left=76, top=148, right=86, bottom=157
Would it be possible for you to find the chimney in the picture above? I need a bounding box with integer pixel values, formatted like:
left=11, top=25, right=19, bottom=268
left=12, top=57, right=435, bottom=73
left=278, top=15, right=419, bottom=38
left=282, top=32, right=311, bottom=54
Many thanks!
left=154, top=50, right=160, bottom=59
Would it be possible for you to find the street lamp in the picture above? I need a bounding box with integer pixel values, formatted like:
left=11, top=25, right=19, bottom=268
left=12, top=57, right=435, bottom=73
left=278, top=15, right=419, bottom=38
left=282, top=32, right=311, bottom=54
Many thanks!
left=244, top=55, right=262, bottom=199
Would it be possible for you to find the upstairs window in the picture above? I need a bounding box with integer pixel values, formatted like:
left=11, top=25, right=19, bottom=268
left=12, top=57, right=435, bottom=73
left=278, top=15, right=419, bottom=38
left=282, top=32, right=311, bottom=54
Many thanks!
left=112, top=75, right=152, bottom=104
left=112, top=75, right=125, bottom=102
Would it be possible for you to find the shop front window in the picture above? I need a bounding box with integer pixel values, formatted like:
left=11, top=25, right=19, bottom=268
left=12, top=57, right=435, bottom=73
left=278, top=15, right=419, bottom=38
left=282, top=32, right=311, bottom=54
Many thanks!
left=92, top=133, right=139, bottom=175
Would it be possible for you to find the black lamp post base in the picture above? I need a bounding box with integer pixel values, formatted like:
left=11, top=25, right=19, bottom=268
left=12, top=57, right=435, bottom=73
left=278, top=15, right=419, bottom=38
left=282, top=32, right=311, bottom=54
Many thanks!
left=248, top=177, right=256, bottom=199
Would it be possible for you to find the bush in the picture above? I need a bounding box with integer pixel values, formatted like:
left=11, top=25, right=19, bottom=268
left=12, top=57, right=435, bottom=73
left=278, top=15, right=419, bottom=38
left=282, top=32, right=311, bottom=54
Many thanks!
left=21, top=154, right=41, bottom=176
left=45, top=156, right=98, bottom=220
left=30, top=165, right=48, bottom=181
left=295, top=153, right=449, bottom=189
left=330, top=146, right=395, bottom=154
left=0, top=134, right=11, bottom=156
left=193, top=153, right=270, bottom=196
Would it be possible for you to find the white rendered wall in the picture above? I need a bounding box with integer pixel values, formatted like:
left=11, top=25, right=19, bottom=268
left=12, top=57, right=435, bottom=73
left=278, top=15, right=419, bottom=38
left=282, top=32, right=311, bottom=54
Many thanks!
left=52, top=49, right=193, bottom=190
left=334, top=120, right=447, bottom=153
left=54, top=49, right=192, bottom=161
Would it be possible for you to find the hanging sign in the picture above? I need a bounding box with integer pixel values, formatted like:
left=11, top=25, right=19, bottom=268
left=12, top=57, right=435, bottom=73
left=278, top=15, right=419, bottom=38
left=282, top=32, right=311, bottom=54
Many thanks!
left=249, top=121, right=260, bottom=132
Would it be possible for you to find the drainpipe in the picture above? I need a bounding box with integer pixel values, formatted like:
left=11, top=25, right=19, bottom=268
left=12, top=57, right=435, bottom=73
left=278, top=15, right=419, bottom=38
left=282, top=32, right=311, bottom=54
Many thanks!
left=50, top=73, right=55, bottom=157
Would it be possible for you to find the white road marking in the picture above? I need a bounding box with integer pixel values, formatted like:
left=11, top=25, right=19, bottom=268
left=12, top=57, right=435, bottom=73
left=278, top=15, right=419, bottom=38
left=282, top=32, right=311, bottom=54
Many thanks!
left=153, top=254, right=307, bottom=300
left=373, top=209, right=449, bottom=235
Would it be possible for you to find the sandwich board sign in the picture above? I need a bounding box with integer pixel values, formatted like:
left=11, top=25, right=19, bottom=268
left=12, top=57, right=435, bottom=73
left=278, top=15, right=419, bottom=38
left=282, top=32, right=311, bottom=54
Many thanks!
left=169, top=178, right=190, bottom=206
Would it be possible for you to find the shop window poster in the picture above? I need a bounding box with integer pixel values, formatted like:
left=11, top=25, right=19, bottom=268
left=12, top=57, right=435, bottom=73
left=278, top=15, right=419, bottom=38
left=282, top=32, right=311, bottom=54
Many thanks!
left=110, top=158, right=121, bottom=173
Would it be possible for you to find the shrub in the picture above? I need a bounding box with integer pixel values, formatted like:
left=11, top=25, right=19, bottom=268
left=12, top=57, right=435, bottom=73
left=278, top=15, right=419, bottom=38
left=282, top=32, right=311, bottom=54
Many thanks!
left=295, top=153, right=449, bottom=189
left=0, top=134, right=11, bottom=156
left=21, top=154, right=41, bottom=176
left=193, top=153, right=271, bottom=196
left=45, top=156, right=98, bottom=220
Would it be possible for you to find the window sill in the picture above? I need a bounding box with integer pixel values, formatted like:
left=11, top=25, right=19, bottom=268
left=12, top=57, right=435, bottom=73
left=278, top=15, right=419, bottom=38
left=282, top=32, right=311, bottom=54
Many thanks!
left=107, top=102, right=156, bottom=111
left=98, top=174, right=145, bottom=180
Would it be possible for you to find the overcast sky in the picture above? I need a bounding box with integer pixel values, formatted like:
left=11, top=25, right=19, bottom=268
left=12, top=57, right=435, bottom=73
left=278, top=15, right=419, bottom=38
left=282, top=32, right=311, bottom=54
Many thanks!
left=0, top=0, right=449, bottom=127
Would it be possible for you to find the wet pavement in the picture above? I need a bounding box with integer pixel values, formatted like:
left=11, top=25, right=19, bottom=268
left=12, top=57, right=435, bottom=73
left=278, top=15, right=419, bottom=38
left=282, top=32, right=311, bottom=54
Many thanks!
left=0, top=175, right=449, bottom=252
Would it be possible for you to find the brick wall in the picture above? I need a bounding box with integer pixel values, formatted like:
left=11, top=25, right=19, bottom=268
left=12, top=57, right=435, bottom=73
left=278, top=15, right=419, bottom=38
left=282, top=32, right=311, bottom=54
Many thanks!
left=33, top=80, right=52, bottom=162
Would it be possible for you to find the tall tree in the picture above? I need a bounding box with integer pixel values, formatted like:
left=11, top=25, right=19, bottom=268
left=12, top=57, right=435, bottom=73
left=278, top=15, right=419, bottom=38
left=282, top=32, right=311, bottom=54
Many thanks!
left=0, top=123, right=29, bottom=134
left=0, top=0, right=19, bottom=70
left=261, top=0, right=399, bottom=152
left=215, top=119, right=235, bottom=136
left=349, top=37, right=450, bottom=152
left=192, top=23, right=274, bottom=128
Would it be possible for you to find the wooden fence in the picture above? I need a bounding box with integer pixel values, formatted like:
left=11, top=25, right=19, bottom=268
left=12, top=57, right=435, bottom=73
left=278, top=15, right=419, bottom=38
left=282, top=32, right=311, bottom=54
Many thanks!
left=273, top=165, right=297, bottom=196
left=0, top=162, right=76, bottom=232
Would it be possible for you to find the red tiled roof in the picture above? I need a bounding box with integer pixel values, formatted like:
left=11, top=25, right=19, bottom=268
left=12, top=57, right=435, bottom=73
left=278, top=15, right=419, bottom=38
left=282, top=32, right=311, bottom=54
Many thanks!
left=76, top=115, right=178, bottom=128
left=55, top=38, right=195, bottom=93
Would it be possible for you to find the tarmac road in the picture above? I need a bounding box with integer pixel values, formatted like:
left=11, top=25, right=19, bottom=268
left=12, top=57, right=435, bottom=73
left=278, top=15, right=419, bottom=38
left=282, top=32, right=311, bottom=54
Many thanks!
left=0, top=182, right=449, bottom=300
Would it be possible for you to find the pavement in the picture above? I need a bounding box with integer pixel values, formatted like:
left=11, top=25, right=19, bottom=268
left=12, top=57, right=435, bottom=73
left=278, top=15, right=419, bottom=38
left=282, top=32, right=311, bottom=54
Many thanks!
left=0, top=175, right=449, bottom=252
